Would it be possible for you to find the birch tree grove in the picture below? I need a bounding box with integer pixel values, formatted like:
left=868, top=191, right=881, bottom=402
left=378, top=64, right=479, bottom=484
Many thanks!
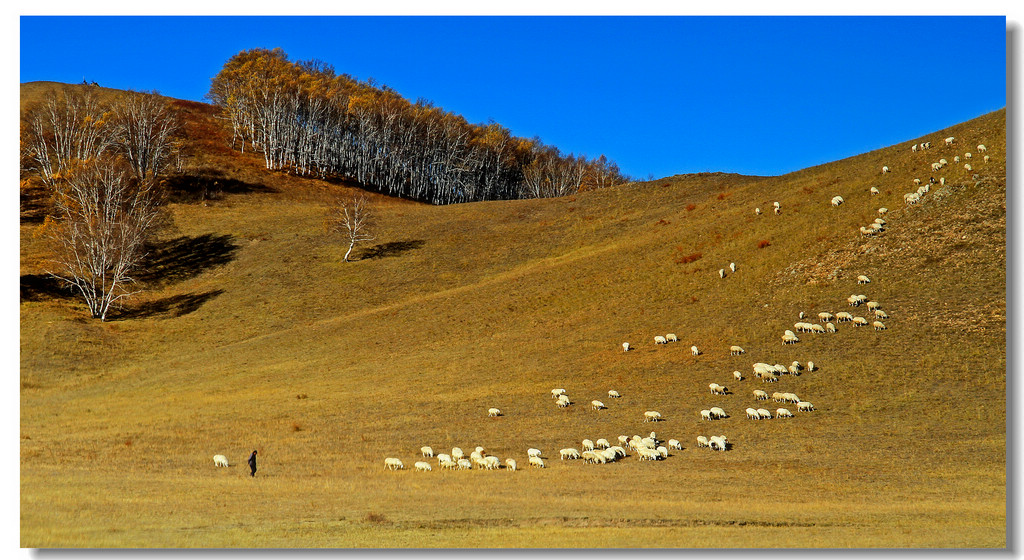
left=22, top=85, right=179, bottom=320
left=208, top=48, right=629, bottom=204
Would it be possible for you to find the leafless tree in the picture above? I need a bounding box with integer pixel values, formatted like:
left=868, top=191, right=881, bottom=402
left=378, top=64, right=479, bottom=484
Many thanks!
left=327, top=195, right=375, bottom=262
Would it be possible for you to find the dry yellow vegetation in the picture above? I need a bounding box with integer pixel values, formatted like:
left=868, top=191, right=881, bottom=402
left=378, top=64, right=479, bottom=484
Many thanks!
left=20, top=84, right=1005, bottom=548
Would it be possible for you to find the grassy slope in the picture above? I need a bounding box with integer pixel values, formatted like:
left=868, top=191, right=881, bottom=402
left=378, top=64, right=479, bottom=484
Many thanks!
left=20, top=83, right=1006, bottom=547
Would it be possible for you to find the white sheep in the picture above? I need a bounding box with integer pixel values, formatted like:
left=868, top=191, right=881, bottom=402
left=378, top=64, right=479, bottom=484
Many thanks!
left=710, top=407, right=727, bottom=419
left=881, top=165, right=890, bottom=174
left=873, top=321, right=887, bottom=331
left=965, top=152, right=972, bottom=159
left=776, top=408, right=794, bottom=418
left=954, top=156, right=960, bottom=164
left=438, top=456, right=456, bottom=469
left=384, top=458, right=405, bottom=471
left=818, top=312, right=835, bottom=323
left=622, top=342, right=630, bottom=352
left=782, top=333, right=799, bottom=345
left=944, top=136, right=955, bottom=146
left=730, top=345, right=745, bottom=356
left=755, top=207, right=761, bottom=215
left=213, top=454, right=229, bottom=467
left=852, top=316, right=869, bottom=326
left=556, top=394, right=571, bottom=408
left=729, top=262, right=736, bottom=273
left=940, top=177, right=945, bottom=185
left=940, top=158, right=948, bottom=166
left=560, top=448, right=581, bottom=460
left=810, top=324, right=825, bottom=334
left=700, top=409, right=712, bottom=421
left=691, top=345, right=700, bottom=356
left=875, top=217, right=886, bottom=225
left=878, top=208, right=888, bottom=216
left=656, top=446, right=669, bottom=459
left=913, top=178, right=921, bottom=185
left=773, top=201, right=781, bottom=209
left=859, top=226, right=875, bottom=237
left=797, top=401, right=816, bottom=412
left=708, top=436, right=728, bottom=451
left=911, top=143, right=918, bottom=152
left=527, top=448, right=542, bottom=458
left=753, top=389, right=768, bottom=400
left=836, top=311, right=853, bottom=323
left=414, top=461, right=432, bottom=472
left=978, top=144, right=987, bottom=152
left=595, top=438, right=611, bottom=449
left=529, top=456, right=545, bottom=468
left=964, top=163, right=972, bottom=172
left=719, top=268, right=726, bottom=279
left=875, top=309, right=889, bottom=320
left=774, top=206, right=782, bottom=215
left=924, top=141, right=931, bottom=149
left=870, top=186, right=880, bottom=195
left=696, top=436, right=710, bottom=448
left=807, top=361, right=816, bottom=372
left=451, top=447, right=465, bottom=460
left=457, top=458, right=473, bottom=470
left=666, top=333, right=678, bottom=342
left=644, top=411, right=663, bottom=422
left=617, top=435, right=630, bottom=447
left=709, top=383, right=727, bottom=395
left=488, top=407, right=502, bottom=417
left=984, top=155, right=990, bottom=163
left=420, top=446, right=434, bottom=458
left=825, top=322, right=836, bottom=333
left=866, top=301, right=881, bottom=311
left=931, top=162, right=942, bottom=172
left=608, top=390, right=621, bottom=398
left=831, top=195, right=844, bottom=207
left=505, top=458, right=517, bottom=472
left=733, top=370, right=743, bottom=381
left=757, top=408, right=772, bottom=420
left=668, top=439, right=682, bottom=450
left=591, top=400, right=605, bottom=410
left=582, top=439, right=595, bottom=451
left=551, top=388, right=566, bottom=398
left=746, top=407, right=760, bottom=419
left=654, top=335, right=668, bottom=345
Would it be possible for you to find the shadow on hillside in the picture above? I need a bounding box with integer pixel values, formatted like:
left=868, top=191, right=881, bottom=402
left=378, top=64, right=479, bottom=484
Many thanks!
left=20, top=274, right=77, bottom=302
left=110, top=289, right=225, bottom=320
left=359, top=239, right=425, bottom=260
left=20, top=183, right=50, bottom=224
left=164, top=170, right=276, bottom=203
left=138, top=233, right=239, bottom=285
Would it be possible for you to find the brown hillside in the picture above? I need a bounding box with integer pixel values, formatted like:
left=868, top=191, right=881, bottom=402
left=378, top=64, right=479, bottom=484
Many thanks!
left=20, top=83, right=1005, bottom=548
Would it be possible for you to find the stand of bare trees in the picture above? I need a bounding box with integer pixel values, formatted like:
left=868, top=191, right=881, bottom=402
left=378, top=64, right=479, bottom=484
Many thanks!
left=208, top=48, right=629, bottom=205
left=22, top=86, right=180, bottom=320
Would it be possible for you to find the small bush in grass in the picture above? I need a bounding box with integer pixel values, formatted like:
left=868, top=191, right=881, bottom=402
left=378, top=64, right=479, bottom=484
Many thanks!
left=291, top=422, right=304, bottom=432
left=717, top=192, right=732, bottom=200
left=758, top=240, right=771, bottom=249
left=365, top=512, right=390, bottom=524
left=686, top=203, right=697, bottom=211
left=675, top=251, right=703, bottom=265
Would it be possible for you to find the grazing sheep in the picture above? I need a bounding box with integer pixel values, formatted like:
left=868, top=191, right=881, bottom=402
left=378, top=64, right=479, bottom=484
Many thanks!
left=483, top=456, right=500, bottom=470
left=964, top=163, right=972, bottom=172
left=866, top=301, right=881, bottom=311
left=860, top=226, right=875, bottom=237
left=825, top=322, right=837, bottom=333
left=940, top=158, right=948, bottom=166
left=414, top=461, right=432, bottom=472
left=807, top=361, right=816, bottom=372
left=753, top=389, right=769, bottom=400
left=940, top=177, right=945, bottom=186
left=709, top=383, right=727, bottom=395
left=556, top=394, right=571, bottom=408
left=762, top=373, right=780, bottom=383
left=811, top=324, right=826, bottom=334
left=551, top=388, right=566, bottom=398
left=913, top=178, right=921, bottom=185
left=924, top=141, right=931, bottom=149
left=719, top=268, right=726, bottom=279
left=560, top=448, right=581, bottom=460
left=596, top=438, right=611, bottom=449
left=852, top=316, right=869, bottom=326
left=773, top=201, right=781, bottom=209
left=608, top=446, right=627, bottom=459
left=875, top=309, right=889, bottom=320
left=213, top=454, right=229, bottom=467
left=954, top=156, right=960, bottom=164
left=734, top=370, right=743, bottom=381
left=881, top=165, right=890, bottom=174
left=978, top=144, right=987, bottom=152
left=774, top=206, right=782, bottom=215
left=776, top=408, right=794, bottom=418
left=668, top=439, right=682, bottom=450
left=782, top=333, right=800, bottom=345
left=438, top=456, right=456, bottom=469
left=944, top=136, right=955, bottom=146
left=582, top=450, right=607, bottom=464
left=818, top=312, right=835, bottom=323
left=710, top=407, right=727, bottom=419
left=656, top=446, right=669, bottom=459
left=931, top=162, right=942, bottom=172
left=420, top=446, right=434, bottom=458
left=831, top=195, right=845, bottom=207
left=654, top=335, right=668, bottom=345
left=527, top=448, right=542, bottom=459
left=529, top=456, right=545, bottom=468
left=791, top=361, right=804, bottom=371
left=755, top=207, right=761, bottom=215
left=709, top=436, right=728, bottom=451
left=878, top=207, right=888, bottom=216
left=488, top=407, right=502, bottom=417
left=984, top=155, right=990, bottom=163
left=582, top=439, right=595, bottom=451
left=666, top=333, right=678, bottom=342
left=836, top=311, right=853, bottom=323
left=730, top=262, right=736, bottom=273
left=384, top=458, right=405, bottom=471
left=618, top=435, right=630, bottom=447
left=451, top=447, right=465, bottom=461
left=644, top=411, right=663, bottom=422
left=870, top=186, right=880, bottom=195
left=730, top=345, right=746, bottom=356
left=965, top=152, right=972, bottom=159
left=911, top=143, right=918, bottom=152
left=457, top=458, right=473, bottom=470
left=696, top=436, right=710, bottom=448
left=691, top=345, right=701, bottom=356
left=622, top=342, right=630, bottom=352
left=772, top=391, right=785, bottom=402
left=905, top=192, right=921, bottom=205
left=505, top=458, right=517, bottom=472
left=591, top=400, right=606, bottom=410
left=746, top=407, right=760, bottom=419
left=798, top=401, right=816, bottom=412
left=701, top=409, right=713, bottom=421
left=608, top=390, right=621, bottom=398
left=873, top=321, right=887, bottom=331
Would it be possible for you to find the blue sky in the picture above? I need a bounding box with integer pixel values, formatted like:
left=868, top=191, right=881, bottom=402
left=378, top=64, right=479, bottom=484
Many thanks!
left=18, top=15, right=1007, bottom=180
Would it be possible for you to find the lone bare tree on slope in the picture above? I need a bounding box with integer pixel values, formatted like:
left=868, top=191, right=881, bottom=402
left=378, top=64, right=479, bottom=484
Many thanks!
left=327, top=194, right=375, bottom=262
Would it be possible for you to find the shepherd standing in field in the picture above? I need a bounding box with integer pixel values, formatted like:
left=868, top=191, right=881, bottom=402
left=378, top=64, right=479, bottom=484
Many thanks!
left=248, top=450, right=258, bottom=477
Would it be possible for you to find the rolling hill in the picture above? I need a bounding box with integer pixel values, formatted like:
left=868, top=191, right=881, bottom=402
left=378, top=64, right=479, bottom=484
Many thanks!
left=19, top=82, right=1006, bottom=548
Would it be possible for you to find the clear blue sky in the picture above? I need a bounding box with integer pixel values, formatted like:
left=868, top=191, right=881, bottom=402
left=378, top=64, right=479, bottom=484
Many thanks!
left=19, top=15, right=1006, bottom=180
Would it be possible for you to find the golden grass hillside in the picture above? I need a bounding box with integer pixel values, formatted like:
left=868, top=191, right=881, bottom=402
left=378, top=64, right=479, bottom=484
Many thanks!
left=20, top=83, right=1006, bottom=548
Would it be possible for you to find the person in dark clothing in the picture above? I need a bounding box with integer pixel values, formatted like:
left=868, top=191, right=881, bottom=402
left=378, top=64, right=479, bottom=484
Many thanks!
left=247, top=450, right=258, bottom=477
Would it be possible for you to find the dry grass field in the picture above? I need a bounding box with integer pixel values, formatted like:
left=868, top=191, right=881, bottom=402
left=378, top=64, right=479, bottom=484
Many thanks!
left=19, top=83, right=1006, bottom=548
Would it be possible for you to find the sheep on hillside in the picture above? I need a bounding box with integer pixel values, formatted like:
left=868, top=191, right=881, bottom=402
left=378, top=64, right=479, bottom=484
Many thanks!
left=666, top=333, right=678, bottom=342
left=608, top=390, right=621, bottom=398
left=654, top=335, right=668, bottom=345
left=730, top=262, right=736, bottom=273
left=798, top=401, right=816, bottom=412
left=746, top=407, right=760, bottom=419
left=556, top=394, right=571, bottom=408
left=911, top=143, right=918, bottom=152
left=881, top=166, right=890, bottom=174
left=965, top=152, right=972, bottom=159
left=944, top=136, right=955, bottom=146
left=622, top=342, right=630, bottom=352
left=753, top=389, right=769, bottom=400
left=776, top=408, right=794, bottom=418
left=873, top=321, right=887, bottom=331
left=560, top=448, right=581, bottom=460
left=691, top=345, right=701, bottom=356
left=875, top=309, right=889, bottom=320
left=818, top=312, right=835, bottom=323
left=421, top=446, right=434, bottom=458
left=836, top=311, right=853, bottom=323
left=528, top=456, right=545, bottom=468
left=734, top=370, right=743, bottom=381
left=870, top=186, right=880, bottom=195
left=527, top=448, right=542, bottom=458
left=978, top=144, right=987, bottom=152
left=878, top=207, right=888, bottom=216
left=591, top=400, right=605, bottom=410
left=913, top=178, right=921, bottom=185
left=414, top=461, right=432, bottom=472
left=964, top=163, right=972, bottom=172
left=488, top=407, right=502, bottom=417
left=551, top=388, right=566, bottom=398
left=954, top=156, right=960, bottom=164
left=831, top=195, right=845, bottom=207
left=384, top=458, right=405, bottom=471
left=984, top=155, right=990, bottom=163
left=730, top=345, right=746, bottom=356
left=755, top=207, right=761, bottom=215
left=852, top=316, right=869, bottom=327
left=644, top=410, right=663, bottom=422
left=213, top=455, right=229, bottom=467
left=505, top=458, right=517, bottom=472
left=696, top=436, right=710, bottom=448
left=709, top=407, right=727, bottom=419
left=825, top=322, right=836, bottom=333
left=700, top=409, right=713, bottom=421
